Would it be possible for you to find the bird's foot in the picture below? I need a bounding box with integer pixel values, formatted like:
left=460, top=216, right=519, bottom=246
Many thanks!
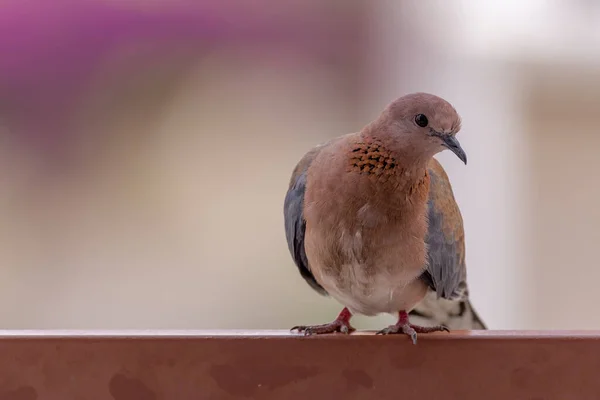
left=291, top=307, right=355, bottom=336
left=376, top=310, right=449, bottom=344
left=291, top=320, right=355, bottom=336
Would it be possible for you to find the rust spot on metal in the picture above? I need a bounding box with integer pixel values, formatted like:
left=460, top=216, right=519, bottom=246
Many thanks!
left=109, top=373, right=156, bottom=400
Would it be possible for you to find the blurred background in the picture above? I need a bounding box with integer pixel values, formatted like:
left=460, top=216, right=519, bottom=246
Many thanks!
left=0, top=0, right=597, bottom=330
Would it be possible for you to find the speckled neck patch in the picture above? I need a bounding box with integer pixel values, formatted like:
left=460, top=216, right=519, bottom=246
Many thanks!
left=348, top=141, right=398, bottom=176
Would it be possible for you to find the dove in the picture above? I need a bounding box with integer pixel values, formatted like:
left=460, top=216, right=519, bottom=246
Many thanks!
left=284, top=92, right=473, bottom=343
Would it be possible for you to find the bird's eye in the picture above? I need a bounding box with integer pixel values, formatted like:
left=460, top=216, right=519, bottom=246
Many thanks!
left=415, top=114, right=428, bottom=128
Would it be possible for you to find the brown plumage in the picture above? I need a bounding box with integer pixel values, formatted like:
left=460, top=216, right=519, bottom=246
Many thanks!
left=284, top=93, right=484, bottom=343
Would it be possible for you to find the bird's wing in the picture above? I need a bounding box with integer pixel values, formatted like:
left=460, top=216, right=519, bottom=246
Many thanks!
left=420, top=157, right=467, bottom=300
left=284, top=140, right=338, bottom=295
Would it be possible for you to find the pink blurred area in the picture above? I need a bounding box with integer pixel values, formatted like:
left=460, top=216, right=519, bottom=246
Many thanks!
left=1, top=1, right=600, bottom=331
left=0, top=0, right=367, bottom=165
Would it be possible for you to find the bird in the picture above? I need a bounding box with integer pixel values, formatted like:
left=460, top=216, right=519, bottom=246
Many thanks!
left=283, top=92, right=483, bottom=343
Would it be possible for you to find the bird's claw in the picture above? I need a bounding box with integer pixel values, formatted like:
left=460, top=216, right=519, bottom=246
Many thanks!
left=376, top=323, right=449, bottom=344
left=290, top=320, right=354, bottom=336
left=290, top=325, right=318, bottom=336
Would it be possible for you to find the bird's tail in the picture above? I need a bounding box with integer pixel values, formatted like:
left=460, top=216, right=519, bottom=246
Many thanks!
left=409, top=290, right=487, bottom=330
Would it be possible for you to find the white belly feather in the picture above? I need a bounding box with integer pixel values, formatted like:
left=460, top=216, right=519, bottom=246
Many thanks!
left=316, top=225, right=428, bottom=316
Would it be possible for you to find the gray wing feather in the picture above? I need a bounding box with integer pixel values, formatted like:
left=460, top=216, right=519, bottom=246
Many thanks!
left=421, top=165, right=467, bottom=300
left=284, top=156, right=328, bottom=295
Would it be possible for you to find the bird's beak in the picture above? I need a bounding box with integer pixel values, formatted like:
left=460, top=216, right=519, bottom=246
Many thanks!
left=441, top=135, right=467, bottom=165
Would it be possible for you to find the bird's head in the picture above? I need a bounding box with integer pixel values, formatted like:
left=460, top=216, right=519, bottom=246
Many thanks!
left=382, top=92, right=466, bottom=164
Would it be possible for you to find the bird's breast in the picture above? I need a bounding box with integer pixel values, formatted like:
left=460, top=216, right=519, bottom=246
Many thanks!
left=304, top=200, right=429, bottom=315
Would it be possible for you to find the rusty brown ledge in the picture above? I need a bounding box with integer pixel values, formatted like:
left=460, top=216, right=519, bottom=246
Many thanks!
left=0, top=330, right=598, bottom=399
